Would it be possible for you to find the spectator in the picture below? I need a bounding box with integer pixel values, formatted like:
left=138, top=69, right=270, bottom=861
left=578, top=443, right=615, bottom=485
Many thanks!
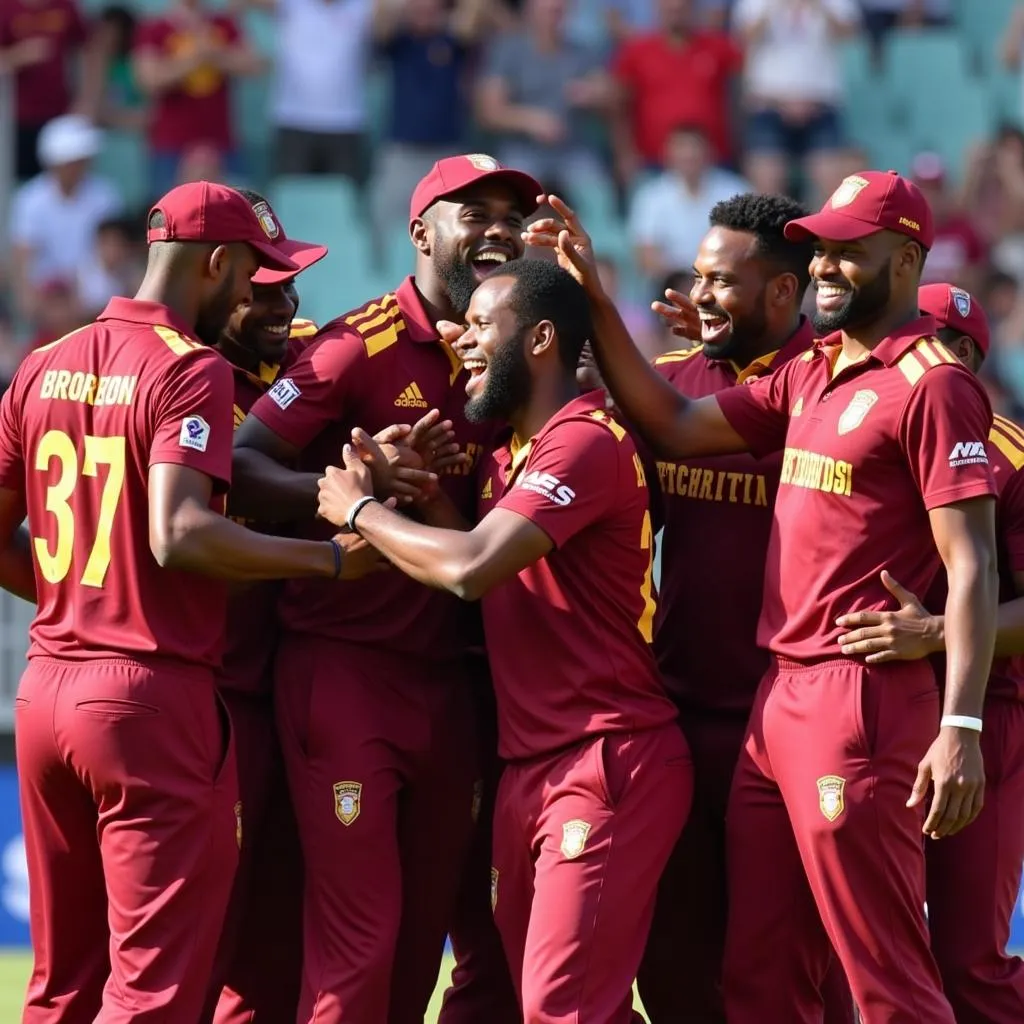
left=77, top=215, right=146, bottom=318
left=1001, top=2, right=1024, bottom=122
left=0, top=0, right=97, bottom=180
left=239, top=0, right=373, bottom=183
left=0, top=301, right=23, bottom=394
left=132, top=0, right=265, bottom=199
left=731, top=0, right=859, bottom=206
left=627, top=123, right=748, bottom=280
left=85, top=4, right=146, bottom=131
left=962, top=126, right=1024, bottom=279
left=604, top=0, right=728, bottom=41
left=859, top=0, right=951, bottom=48
left=476, top=0, right=613, bottom=199
left=372, top=0, right=489, bottom=232
left=597, top=253, right=658, bottom=352
left=25, top=278, right=86, bottom=351
left=611, top=0, right=742, bottom=184
left=9, top=114, right=122, bottom=325
left=910, top=151, right=987, bottom=294
left=650, top=267, right=697, bottom=351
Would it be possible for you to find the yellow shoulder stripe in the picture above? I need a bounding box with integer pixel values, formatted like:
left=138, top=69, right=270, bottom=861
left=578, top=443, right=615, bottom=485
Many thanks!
left=897, top=349, right=925, bottom=385
left=233, top=404, right=246, bottom=430
left=289, top=318, right=318, bottom=339
left=345, top=295, right=404, bottom=358
left=989, top=422, right=1024, bottom=471
left=801, top=349, right=816, bottom=362
left=589, top=408, right=627, bottom=441
left=995, top=414, right=1024, bottom=449
left=31, top=324, right=91, bottom=354
left=653, top=346, right=702, bottom=366
left=154, top=325, right=202, bottom=356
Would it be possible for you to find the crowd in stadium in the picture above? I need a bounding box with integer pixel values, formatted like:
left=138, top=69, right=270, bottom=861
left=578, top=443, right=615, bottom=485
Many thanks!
left=2, top=2, right=1024, bottom=1024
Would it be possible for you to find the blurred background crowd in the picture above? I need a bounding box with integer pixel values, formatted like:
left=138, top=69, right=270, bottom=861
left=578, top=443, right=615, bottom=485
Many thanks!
left=0, top=0, right=1023, bottom=411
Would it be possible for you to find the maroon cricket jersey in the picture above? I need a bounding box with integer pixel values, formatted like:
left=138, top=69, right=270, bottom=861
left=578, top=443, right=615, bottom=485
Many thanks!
left=219, top=317, right=316, bottom=696
left=476, top=392, right=677, bottom=761
left=652, top=319, right=814, bottom=712
left=925, top=413, right=1024, bottom=702
left=716, top=317, right=996, bottom=661
left=0, top=298, right=235, bottom=672
left=247, top=278, right=493, bottom=660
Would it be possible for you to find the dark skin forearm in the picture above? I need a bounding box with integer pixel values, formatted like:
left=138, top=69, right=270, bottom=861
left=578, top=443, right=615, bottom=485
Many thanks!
left=228, top=446, right=320, bottom=522
left=0, top=525, right=36, bottom=603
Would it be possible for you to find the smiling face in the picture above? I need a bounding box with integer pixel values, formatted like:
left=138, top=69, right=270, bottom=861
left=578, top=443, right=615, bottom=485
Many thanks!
left=219, top=278, right=299, bottom=368
left=456, top=275, right=534, bottom=424
left=690, top=226, right=774, bottom=362
left=420, top=182, right=528, bottom=317
left=810, top=232, right=908, bottom=335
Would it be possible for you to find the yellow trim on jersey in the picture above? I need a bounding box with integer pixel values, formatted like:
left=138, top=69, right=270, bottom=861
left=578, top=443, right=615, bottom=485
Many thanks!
left=653, top=345, right=702, bottom=365
left=897, top=350, right=925, bottom=385
left=589, top=408, right=627, bottom=441
left=509, top=436, right=533, bottom=476
left=437, top=337, right=463, bottom=385
left=915, top=339, right=942, bottom=367
left=995, top=414, right=1024, bottom=450
left=801, top=349, right=816, bottom=362
left=915, top=338, right=955, bottom=367
left=363, top=320, right=404, bottom=358
left=734, top=348, right=781, bottom=384
left=153, top=325, right=203, bottom=356
left=31, top=325, right=91, bottom=354
left=233, top=403, right=246, bottom=430
left=989, top=425, right=1024, bottom=471
left=345, top=296, right=398, bottom=331
left=481, top=477, right=493, bottom=500
left=289, top=318, right=318, bottom=339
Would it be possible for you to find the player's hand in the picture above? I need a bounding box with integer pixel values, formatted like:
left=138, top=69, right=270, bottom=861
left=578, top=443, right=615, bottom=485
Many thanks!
left=908, top=727, right=985, bottom=840
left=835, top=571, right=942, bottom=663
left=406, top=408, right=468, bottom=474
left=522, top=195, right=602, bottom=297
left=316, top=451, right=376, bottom=528
left=651, top=289, right=702, bottom=342
left=577, top=341, right=605, bottom=392
left=331, top=529, right=391, bottom=580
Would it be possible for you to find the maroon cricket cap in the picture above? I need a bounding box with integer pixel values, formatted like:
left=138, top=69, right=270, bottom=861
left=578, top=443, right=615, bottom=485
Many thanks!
left=409, top=154, right=542, bottom=222
left=246, top=196, right=328, bottom=285
left=147, top=181, right=300, bottom=273
left=784, top=170, right=935, bottom=249
left=918, top=282, right=990, bottom=356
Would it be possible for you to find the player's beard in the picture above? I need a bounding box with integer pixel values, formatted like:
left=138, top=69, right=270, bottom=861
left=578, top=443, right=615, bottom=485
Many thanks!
left=195, top=274, right=240, bottom=348
left=813, top=259, right=892, bottom=335
left=465, top=326, right=533, bottom=424
left=702, top=291, right=769, bottom=363
left=434, top=236, right=478, bottom=318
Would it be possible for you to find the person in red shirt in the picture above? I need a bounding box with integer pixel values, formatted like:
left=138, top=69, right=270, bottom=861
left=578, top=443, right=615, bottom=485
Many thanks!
left=638, top=192, right=853, bottom=1024
left=202, top=188, right=325, bottom=1024
left=611, top=0, right=742, bottom=179
left=835, top=282, right=1024, bottom=1024
left=316, top=257, right=691, bottom=1024
left=0, top=0, right=91, bottom=180
left=132, top=0, right=264, bottom=199
left=526, top=172, right=999, bottom=1023
left=230, top=153, right=539, bottom=1024
left=0, top=181, right=382, bottom=1024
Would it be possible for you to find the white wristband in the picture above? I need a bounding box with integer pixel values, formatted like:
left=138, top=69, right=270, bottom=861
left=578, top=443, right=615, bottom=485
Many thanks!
left=940, top=715, right=983, bottom=733
left=346, top=496, right=379, bottom=534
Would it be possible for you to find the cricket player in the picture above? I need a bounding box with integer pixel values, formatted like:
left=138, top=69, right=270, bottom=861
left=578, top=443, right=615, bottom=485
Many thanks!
left=525, top=172, right=999, bottom=1023
left=835, top=282, right=1024, bottom=1024
left=0, top=181, right=381, bottom=1024
left=636, top=192, right=852, bottom=1024
left=315, top=257, right=691, bottom=1024
left=231, top=154, right=539, bottom=1023
left=205, top=188, right=325, bottom=1024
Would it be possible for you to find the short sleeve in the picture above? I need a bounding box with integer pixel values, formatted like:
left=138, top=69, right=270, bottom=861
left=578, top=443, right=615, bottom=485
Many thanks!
left=0, top=376, right=25, bottom=490
left=149, top=348, right=235, bottom=492
left=998, top=469, right=1024, bottom=572
left=898, top=365, right=996, bottom=510
left=496, top=418, right=618, bottom=548
left=246, top=328, right=359, bottom=449
left=715, top=359, right=798, bottom=458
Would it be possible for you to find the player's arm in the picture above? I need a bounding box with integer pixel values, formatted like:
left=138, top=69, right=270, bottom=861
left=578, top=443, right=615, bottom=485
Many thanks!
left=230, top=417, right=321, bottom=521
left=0, top=496, right=36, bottom=603
left=524, top=197, right=755, bottom=460
left=321, top=458, right=548, bottom=601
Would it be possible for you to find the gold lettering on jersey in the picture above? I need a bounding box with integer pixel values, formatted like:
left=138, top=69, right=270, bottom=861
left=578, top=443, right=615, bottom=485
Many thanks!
left=442, top=441, right=482, bottom=477
left=39, top=370, right=137, bottom=407
left=780, top=448, right=853, bottom=497
left=656, top=461, right=769, bottom=507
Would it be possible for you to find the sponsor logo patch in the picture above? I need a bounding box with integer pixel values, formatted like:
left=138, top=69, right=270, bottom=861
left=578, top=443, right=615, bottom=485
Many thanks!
left=519, top=470, right=576, bottom=507
left=817, top=775, right=846, bottom=822
left=837, top=389, right=878, bottom=435
left=267, top=376, right=301, bottom=410
left=179, top=415, right=210, bottom=452
left=395, top=382, right=428, bottom=408
left=560, top=819, right=592, bottom=860
left=333, top=781, right=362, bottom=826
left=948, top=441, right=988, bottom=467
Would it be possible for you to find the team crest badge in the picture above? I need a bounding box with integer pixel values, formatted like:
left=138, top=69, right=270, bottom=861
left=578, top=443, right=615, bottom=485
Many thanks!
left=333, top=781, right=362, bottom=826
left=466, top=153, right=499, bottom=171
left=490, top=867, right=499, bottom=911
left=817, top=775, right=846, bottom=822
left=560, top=819, right=592, bottom=860
left=951, top=287, right=971, bottom=318
left=234, top=801, right=243, bottom=849
left=837, top=389, right=878, bottom=435
left=830, top=175, right=870, bottom=209
left=471, top=779, right=483, bottom=824
left=251, top=200, right=280, bottom=240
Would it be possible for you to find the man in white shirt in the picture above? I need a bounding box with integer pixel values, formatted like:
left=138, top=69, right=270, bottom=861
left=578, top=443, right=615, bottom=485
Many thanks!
left=732, top=0, right=860, bottom=205
left=628, top=123, right=749, bottom=282
left=9, top=114, right=123, bottom=326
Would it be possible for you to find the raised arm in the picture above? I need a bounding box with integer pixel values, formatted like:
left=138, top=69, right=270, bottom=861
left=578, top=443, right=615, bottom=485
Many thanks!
left=524, top=196, right=752, bottom=460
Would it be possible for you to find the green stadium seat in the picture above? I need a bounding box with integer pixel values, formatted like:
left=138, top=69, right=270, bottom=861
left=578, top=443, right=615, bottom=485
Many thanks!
left=952, top=0, right=1017, bottom=66
left=95, top=129, right=148, bottom=210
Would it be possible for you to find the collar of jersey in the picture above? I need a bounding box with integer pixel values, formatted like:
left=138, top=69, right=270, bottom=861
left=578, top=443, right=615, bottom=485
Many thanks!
left=813, top=314, right=939, bottom=367
left=97, top=297, right=198, bottom=340
left=722, top=316, right=814, bottom=383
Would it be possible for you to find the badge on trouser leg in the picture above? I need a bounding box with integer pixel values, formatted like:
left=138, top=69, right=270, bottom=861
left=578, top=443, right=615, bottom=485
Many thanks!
left=560, top=819, right=592, bottom=859
left=817, top=775, right=846, bottom=822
